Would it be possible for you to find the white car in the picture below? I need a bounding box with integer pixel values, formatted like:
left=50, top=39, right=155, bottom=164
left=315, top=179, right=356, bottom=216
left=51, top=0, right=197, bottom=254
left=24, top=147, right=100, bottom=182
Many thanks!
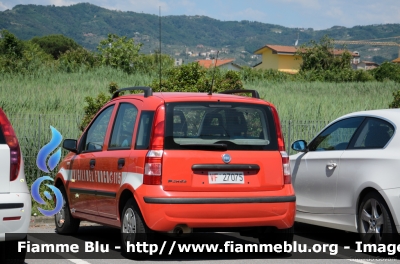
left=290, top=109, right=400, bottom=244
left=0, top=108, right=31, bottom=263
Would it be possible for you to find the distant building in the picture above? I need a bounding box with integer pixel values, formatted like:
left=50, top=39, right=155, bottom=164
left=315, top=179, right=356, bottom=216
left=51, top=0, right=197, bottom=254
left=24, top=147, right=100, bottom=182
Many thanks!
left=254, top=44, right=360, bottom=74
left=253, top=45, right=301, bottom=74
left=196, top=59, right=242, bottom=71
left=393, top=57, right=400, bottom=64
left=174, top=59, right=183, bottom=66
left=352, top=51, right=361, bottom=64
left=221, top=47, right=230, bottom=54
left=272, top=29, right=282, bottom=34
left=353, top=61, right=379, bottom=70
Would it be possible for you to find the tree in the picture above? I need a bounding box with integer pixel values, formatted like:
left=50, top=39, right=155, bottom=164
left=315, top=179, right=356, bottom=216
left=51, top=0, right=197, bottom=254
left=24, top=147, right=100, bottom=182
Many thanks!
left=0, top=30, right=24, bottom=58
left=58, top=47, right=100, bottom=72
left=149, top=62, right=243, bottom=92
left=297, top=35, right=352, bottom=72
left=30, top=34, right=81, bottom=59
left=134, top=51, right=175, bottom=74
left=371, top=62, right=400, bottom=83
left=97, top=34, right=142, bottom=74
left=0, top=30, right=53, bottom=73
left=389, top=90, right=400, bottom=108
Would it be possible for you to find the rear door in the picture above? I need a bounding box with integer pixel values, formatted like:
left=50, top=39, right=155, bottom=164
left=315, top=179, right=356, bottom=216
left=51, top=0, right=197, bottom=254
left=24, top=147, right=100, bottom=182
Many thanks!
left=0, top=129, right=10, bottom=193
left=162, top=102, right=283, bottom=192
left=96, top=101, right=140, bottom=219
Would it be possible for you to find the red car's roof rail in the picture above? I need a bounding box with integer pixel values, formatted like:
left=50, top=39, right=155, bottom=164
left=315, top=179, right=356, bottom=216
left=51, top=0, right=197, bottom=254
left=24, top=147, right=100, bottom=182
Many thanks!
left=219, top=89, right=260, bottom=99
left=112, top=86, right=153, bottom=99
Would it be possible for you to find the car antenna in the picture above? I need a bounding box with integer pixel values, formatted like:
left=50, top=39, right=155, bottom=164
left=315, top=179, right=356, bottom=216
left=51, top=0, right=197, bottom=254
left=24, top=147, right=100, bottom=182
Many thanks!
left=208, top=50, right=219, bottom=95
left=159, top=6, right=162, bottom=90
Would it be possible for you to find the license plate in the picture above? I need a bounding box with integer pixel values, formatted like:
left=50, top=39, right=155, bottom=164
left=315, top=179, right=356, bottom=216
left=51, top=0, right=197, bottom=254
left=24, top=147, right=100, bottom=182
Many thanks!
left=208, top=172, right=244, bottom=184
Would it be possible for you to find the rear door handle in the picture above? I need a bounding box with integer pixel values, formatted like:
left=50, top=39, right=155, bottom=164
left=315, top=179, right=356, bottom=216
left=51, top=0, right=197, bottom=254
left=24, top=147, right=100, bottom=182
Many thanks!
left=327, top=162, right=337, bottom=170
left=118, top=158, right=125, bottom=169
left=90, top=159, right=96, bottom=169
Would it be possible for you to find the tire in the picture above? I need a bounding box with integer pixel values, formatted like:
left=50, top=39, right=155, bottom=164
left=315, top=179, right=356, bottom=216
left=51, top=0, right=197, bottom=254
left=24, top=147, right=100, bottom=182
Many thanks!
left=54, top=185, right=80, bottom=234
left=258, top=226, right=294, bottom=254
left=120, top=198, right=153, bottom=259
left=358, top=192, right=397, bottom=244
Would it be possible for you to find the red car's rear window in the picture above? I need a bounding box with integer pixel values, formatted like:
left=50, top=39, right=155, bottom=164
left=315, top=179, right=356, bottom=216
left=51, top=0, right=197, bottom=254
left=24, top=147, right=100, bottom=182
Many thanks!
left=164, top=102, right=278, bottom=151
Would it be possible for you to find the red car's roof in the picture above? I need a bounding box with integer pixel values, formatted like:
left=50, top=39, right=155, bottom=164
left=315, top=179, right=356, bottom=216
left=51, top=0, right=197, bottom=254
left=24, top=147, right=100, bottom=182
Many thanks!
left=112, top=92, right=274, bottom=107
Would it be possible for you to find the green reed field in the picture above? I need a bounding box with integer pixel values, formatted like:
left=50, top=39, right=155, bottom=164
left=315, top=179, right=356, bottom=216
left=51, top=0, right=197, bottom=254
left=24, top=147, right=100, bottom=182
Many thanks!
left=1, top=66, right=397, bottom=121
left=247, top=80, right=398, bottom=122
left=0, top=67, right=156, bottom=115
left=1, top=67, right=397, bottom=214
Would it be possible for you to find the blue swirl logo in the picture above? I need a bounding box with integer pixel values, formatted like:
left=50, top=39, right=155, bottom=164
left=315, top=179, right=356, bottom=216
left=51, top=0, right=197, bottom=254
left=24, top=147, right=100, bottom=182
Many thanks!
left=36, top=126, right=62, bottom=173
left=31, top=176, right=63, bottom=216
left=31, top=126, right=64, bottom=217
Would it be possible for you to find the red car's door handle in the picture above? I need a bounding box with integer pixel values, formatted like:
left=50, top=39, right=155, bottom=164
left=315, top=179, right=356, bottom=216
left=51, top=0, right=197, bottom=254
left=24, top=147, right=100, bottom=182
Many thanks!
left=118, top=158, right=125, bottom=169
left=89, top=159, right=96, bottom=169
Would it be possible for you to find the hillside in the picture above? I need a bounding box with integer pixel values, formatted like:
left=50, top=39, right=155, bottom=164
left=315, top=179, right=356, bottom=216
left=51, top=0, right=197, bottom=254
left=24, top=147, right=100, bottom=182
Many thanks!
left=1, top=3, right=400, bottom=65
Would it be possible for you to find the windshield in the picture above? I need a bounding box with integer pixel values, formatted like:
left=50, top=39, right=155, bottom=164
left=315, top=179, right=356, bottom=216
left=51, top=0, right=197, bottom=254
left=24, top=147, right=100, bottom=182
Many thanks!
left=164, top=102, right=278, bottom=150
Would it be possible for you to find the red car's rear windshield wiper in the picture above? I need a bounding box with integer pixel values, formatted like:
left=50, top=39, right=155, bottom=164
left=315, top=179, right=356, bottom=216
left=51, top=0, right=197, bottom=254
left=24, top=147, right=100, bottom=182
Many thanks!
left=178, top=143, right=228, bottom=150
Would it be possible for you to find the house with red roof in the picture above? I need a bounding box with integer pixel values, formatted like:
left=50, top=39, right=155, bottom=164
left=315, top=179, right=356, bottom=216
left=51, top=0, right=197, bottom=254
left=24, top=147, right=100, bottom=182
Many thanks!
left=393, top=57, right=400, bottom=64
left=354, top=61, right=379, bottom=70
left=196, top=59, right=242, bottom=71
left=253, top=45, right=360, bottom=74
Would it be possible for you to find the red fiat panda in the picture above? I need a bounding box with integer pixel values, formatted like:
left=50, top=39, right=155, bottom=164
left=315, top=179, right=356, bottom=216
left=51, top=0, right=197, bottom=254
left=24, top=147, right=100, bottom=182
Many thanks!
left=54, top=87, right=295, bottom=257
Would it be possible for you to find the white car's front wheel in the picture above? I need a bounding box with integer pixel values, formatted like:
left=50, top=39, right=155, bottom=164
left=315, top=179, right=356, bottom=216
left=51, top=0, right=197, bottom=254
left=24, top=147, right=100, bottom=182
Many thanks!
left=358, top=192, right=397, bottom=244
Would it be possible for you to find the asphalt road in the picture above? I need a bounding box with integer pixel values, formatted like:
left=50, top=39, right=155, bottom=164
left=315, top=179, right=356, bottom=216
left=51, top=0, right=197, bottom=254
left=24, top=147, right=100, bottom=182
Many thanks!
left=23, top=222, right=400, bottom=264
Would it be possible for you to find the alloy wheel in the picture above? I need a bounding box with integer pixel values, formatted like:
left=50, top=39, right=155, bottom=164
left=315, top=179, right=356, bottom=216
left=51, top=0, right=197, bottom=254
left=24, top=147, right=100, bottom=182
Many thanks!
left=359, top=198, right=384, bottom=243
left=55, top=197, right=66, bottom=228
left=122, top=208, right=136, bottom=245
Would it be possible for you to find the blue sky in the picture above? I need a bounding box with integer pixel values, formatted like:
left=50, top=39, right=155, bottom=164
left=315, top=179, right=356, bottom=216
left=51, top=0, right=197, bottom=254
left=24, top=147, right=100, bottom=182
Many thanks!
left=1, top=0, right=400, bottom=30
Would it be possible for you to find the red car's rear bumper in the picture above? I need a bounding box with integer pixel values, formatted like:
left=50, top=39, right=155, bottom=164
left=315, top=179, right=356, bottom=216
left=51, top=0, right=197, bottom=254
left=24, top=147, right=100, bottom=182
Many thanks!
left=135, top=185, right=296, bottom=231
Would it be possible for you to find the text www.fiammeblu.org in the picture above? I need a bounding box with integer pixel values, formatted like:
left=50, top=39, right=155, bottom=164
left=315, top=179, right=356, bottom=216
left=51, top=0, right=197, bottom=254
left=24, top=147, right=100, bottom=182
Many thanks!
left=21, top=240, right=400, bottom=256
left=126, top=241, right=339, bottom=255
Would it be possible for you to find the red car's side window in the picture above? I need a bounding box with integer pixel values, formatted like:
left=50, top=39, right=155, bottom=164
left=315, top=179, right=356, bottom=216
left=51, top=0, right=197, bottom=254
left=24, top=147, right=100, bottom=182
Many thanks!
left=82, top=105, right=114, bottom=152
left=109, top=103, right=138, bottom=149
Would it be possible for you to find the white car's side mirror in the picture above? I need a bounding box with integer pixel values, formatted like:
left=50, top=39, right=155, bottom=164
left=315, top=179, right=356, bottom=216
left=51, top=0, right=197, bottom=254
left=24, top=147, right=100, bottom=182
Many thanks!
left=291, top=140, right=308, bottom=152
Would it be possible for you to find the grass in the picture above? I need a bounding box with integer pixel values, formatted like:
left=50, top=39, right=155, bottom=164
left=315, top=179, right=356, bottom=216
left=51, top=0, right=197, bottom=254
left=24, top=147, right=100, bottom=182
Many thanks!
left=246, top=80, right=398, bottom=121
left=1, top=67, right=396, bottom=119
left=0, top=66, right=155, bottom=115
left=1, top=68, right=398, bottom=215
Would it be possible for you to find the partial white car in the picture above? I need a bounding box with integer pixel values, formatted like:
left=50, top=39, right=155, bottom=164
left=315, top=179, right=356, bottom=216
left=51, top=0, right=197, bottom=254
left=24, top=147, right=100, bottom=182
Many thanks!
left=0, top=108, right=31, bottom=263
left=290, top=109, right=400, bottom=244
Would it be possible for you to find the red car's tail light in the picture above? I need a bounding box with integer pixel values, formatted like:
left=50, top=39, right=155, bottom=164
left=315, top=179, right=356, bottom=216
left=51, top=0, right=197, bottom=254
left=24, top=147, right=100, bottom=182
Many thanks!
left=0, top=109, right=21, bottom=181
left=280, top=151, right=292, bottom=184
left=144, top=105, right=165, bottom=185
left=144, top=150, right=163, bottom=185
left=271, top=106, right=292, bottom=184
left=271, top=106, right=285, bottom=152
